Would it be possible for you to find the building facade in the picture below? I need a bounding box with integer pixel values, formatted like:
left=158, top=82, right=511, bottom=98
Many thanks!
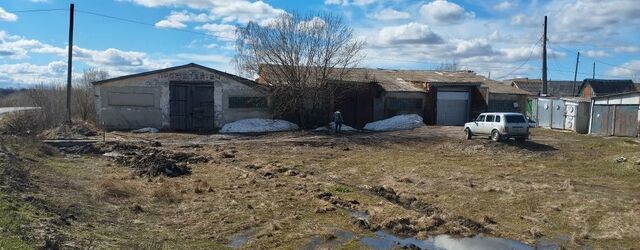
left=93, top=63, right=270, bottom=131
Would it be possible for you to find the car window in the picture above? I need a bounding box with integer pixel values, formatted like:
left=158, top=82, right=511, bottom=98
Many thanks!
left=505, top=115, right=526, bottom=123
left=476, top=115, right=485, bottom=122
left=495, top=115, right=501, bottom=123
left=486, top=115, right=495, bottom=122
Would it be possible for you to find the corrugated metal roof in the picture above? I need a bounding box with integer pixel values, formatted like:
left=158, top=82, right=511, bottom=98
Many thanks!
left=260, top=65, right=530, bottom=95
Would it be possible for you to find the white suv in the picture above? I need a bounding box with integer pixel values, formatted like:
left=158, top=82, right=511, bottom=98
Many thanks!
left=464, top=112, right=529, bottom=142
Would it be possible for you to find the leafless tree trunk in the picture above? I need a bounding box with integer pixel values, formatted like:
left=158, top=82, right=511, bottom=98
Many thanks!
left=73, top=69, right=108, bottom=123
left=235, top=12, right=364, bottom=127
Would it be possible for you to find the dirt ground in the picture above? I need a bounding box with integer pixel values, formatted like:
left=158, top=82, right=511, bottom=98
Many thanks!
left=1, top=126, right=639, bottom=249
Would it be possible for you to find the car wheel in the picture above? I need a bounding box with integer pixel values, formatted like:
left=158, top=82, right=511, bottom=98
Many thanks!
left=491, top=130, right=501, bottom=142
left=464, top=128, right=472, bottom=140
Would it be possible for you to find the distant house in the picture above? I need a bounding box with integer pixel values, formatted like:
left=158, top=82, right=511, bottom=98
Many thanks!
left=259, top=65, right=530, bottom=127
left=579, top=79, right=636, bottom=98
left=93, top=63, right=271, bottom=131
left=506, top=78, right=580, bottom=97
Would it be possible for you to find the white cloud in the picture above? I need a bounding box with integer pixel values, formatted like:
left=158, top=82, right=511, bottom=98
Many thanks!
left=495, top=1, right=516, bottom=10
left=297, top=17, right=327, bottom=31
left=0, top=7, right=18, bottom=22
left=124, top=0, right=285, bottom=24
left=419, top=0, right=474, bottom=24
left=325, top=0, right=376, bottom=6
left=195, top=23, right=236, bottom=41
left=453, top=39, right=497, bottom=58
left=376, top=22, right=444, bottom=46
left=614, top=46, right=640, bottom=53
left=155, top=19, right=187, bottom=29
left=607, top=60, right=640, bottom=79
left=551, top=0, right=640, bottom=33
left=370, top=8, right=411, bottom=21
left=583, top=50, right=609, bottom=58
left=510, top=14, right=538, bottom=27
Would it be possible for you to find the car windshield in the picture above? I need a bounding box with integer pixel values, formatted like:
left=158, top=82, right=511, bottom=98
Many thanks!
left=505, top=115, right=526, bottom=123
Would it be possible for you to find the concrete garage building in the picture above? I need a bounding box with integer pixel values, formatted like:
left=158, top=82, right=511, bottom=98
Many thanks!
left=259, top=65, right=530, bottom=127
left=94, top=63, right=270, bottom=131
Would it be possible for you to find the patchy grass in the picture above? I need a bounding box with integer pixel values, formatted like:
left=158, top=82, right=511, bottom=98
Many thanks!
left=1, top=127, right=639, bottom=249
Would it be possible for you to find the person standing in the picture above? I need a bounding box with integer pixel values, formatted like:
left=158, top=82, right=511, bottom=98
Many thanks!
left=333, top=110, right=343, bottom=133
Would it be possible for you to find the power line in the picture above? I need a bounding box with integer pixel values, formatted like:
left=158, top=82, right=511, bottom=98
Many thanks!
left=74, top=9, right=218, bottom=38
left=494, top=35, right=544, bottom=79
left=548, top=43, right=636, bottom=72
left=6, top=8, right=68, bottom=13
left=6, top=8, right=223, bottom=39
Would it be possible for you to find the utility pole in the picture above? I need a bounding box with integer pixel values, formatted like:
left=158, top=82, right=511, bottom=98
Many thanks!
left=65, top=3, right=74, bottom=124
left=592, top=62, right=595, bottom=79
left=541, top=16, right=548, bottom=96
left=572, top=51, right=580, bottom=96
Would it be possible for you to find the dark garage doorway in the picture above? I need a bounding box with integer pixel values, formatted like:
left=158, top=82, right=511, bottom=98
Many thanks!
left=170, top=82, right=215, bottom=131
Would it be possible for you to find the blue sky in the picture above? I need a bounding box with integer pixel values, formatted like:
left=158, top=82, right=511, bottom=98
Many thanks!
left=1, top=0, right=638, bottom=88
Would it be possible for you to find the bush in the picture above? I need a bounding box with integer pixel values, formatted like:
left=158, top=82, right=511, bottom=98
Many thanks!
left=0, top=69, right=108, bottom=136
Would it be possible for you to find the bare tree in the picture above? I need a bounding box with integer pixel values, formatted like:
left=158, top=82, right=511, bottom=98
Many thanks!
left=73, top=69, right=108, bottom=122
left=235, top=12, right=365, bottom=127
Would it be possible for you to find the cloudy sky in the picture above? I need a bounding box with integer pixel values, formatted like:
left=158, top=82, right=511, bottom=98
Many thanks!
left=0, top=0, right=638, bottom=88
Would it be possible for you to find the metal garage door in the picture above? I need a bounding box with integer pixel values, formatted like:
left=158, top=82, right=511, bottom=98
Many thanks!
left=614, top=105, right=639, bottom=137
left=170, top=83, right=215, bottom=131
left=436, top=91, right=468, bottom=126
left=551, top=99, right=566, bottom=129
left=537, top=99, right=552, bottom=128
left=591, top=105, right=613, bottom=136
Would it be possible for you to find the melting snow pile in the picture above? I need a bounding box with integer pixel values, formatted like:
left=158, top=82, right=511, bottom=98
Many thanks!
left=220, top=118, right=299, bottom=133
left=364, top=114, right=425, bottom=131
left=314, top=122, right=359, bottom=132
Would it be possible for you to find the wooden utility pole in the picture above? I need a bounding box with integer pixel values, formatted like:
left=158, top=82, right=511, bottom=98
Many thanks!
left=592, top=62, right=595, bottom=79
left=541, top=16, right=548, bottom=96
left=65, top=3, right=75, bottom=124
left=572, top=51, right=580, bottom=96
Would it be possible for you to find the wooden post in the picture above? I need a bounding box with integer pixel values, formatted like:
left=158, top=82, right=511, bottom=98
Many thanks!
left=65, top=3, right=75, bottom=124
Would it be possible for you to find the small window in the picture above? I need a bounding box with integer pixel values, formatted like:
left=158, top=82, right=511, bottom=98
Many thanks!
left=505, top=115, right=526, bottom=123
left=495, top=115, right=501, bottom=123
left=486, top=115, right=495, bottom=122
left=476, top=115, right=485, bottom=122
left=228, top=96, right=268, bottom=109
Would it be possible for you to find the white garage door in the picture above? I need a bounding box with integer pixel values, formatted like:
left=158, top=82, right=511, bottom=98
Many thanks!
left=436, top=91, right=469, bottom=125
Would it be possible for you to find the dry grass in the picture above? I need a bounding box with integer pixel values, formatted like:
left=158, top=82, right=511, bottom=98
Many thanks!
left=2, top=127, right=639, bottom=249
left=95, top=178, right=140, bottom=200
left=151, top=182, right=183, bottom=203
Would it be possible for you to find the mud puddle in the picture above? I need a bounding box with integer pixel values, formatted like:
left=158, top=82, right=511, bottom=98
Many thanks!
left=361, top=231, right=541, bottom=250
left=228, top=229, right=259, bottom=249
left=303, top=230, right=354, bottom=249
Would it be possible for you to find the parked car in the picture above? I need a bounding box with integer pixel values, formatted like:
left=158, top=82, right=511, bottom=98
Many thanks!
left=464, top=112, right=529, bottom=142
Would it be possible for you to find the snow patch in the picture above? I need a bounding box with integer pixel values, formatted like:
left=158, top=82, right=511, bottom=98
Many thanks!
left=131, top=127, right=160, bottom=133
left=364, top=114, right=425, bottom=131
left=220, top=118, right=299, bottom=133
